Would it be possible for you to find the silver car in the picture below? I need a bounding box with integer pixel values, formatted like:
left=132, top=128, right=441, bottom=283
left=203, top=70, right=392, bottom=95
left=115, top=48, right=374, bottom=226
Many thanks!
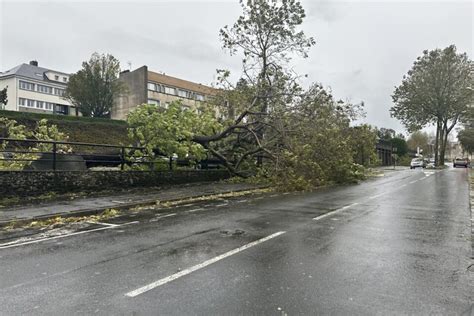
left=410, top=158, right=426, bottom=169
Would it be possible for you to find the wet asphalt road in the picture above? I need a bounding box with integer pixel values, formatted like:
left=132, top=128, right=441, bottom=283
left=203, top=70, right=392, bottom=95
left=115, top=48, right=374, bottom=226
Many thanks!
left=0, top=167, right=472, bottom=315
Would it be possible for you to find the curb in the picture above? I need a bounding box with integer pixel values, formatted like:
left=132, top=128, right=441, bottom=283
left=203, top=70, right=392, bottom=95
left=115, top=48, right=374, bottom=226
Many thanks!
left=0, top=186, right=271, bottom=229
left=469, top=169, right=474, bottom=259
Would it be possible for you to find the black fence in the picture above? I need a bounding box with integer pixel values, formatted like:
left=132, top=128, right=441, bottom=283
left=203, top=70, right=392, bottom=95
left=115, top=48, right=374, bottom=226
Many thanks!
left=0, top=138, right=226, bottom=171
left=0, top=138, right=177, bottom=171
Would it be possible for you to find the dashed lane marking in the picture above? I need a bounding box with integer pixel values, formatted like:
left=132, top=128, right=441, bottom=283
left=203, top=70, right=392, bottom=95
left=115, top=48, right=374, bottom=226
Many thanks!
left=369, top=193, right=384, bottom=200
left=125, top=231, right=286, bottom=297
left=312, top=203, right=359, bottom=221
left=185, top=208, right=204, bottom=213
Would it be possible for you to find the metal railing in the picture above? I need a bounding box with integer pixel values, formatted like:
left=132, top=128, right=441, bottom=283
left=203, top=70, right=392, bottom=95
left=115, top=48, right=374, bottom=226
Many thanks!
left=0, top=137, right=169, bottom=171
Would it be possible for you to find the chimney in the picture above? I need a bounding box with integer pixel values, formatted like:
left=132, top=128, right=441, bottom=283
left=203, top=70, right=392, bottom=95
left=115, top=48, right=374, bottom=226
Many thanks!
left=29, top=60, right=38, bottom=66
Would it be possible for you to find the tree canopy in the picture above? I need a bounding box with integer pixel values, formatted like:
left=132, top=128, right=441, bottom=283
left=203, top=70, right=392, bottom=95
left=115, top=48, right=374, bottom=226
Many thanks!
left=407, top=131, right=430, bottom=155
left=126, top=0, right=376, bottom=189
left=391, top=45, right=473, bottom=165
left=65, top=53, right=125, bottom=118
left=0, top=87, right=7, bottom=109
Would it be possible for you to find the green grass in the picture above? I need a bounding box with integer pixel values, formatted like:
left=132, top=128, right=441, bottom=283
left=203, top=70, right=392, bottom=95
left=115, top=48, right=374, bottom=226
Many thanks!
left=0, top=109, right=129, bottom=145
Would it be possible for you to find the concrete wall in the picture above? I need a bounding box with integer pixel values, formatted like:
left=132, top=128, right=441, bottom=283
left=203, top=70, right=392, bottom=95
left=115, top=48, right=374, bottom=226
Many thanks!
left=0, top=170, right=231, bottom=198
left=112, top=66, right=148, bottom=120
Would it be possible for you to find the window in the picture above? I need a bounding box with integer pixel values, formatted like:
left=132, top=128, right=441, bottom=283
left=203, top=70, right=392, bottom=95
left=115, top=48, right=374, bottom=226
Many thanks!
left=19, top=80, right=35, bottom=91
left=45, top=102, right=54, bottom=111
left=54, top=88, right=65, bottom=96
left=36, top=101, right=44, bottom=109
left=54, top=75, right=59, bottom=80
left=147, top=83, right=156, bottom=91
left=27, top=99, right=35, bottom=107
left=147, top=99, right=160, bottom=106
left=55, top=104, right=69, bottom=115
left=178, top=89, right=187, bottom=98
left=164, top=86, right=176, bottom=95
left=196, top=94, right=205, bottom=101
left=186, top=91, right=195, bottom=99
left=38, top=84, right=53, bottom=94
left=19, top=98, right=26, bottom=106
left=63, top=77, right=67, bottom=82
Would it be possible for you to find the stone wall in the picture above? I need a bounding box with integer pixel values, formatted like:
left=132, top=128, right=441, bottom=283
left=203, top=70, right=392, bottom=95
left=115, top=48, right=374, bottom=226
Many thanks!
left=0, top=170, right=231, bottom=198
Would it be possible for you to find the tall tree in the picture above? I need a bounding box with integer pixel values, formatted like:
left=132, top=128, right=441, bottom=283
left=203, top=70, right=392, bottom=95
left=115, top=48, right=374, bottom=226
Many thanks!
left=0, top=87, right=7, bottom=109
left=391, top=45, right=473, bottom=166
left=457, top=107, right=474, bottom=155
left=407, top=131, right=430, bottom=155
left=219, top=0, right=315, bottom=110
left=65, top=53, right=125, bottom=118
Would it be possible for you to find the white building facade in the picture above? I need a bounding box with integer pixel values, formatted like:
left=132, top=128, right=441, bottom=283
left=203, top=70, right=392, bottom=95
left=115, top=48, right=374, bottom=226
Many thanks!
left=0, top=61, right=77, bottom=116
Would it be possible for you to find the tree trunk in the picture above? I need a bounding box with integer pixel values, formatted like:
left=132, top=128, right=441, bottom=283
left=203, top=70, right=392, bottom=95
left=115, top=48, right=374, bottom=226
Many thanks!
left=434, top=120, right=440, bottom=166
left=439, top=122, right=450, bottom=166
left=438, top=124, right=446, bottom=165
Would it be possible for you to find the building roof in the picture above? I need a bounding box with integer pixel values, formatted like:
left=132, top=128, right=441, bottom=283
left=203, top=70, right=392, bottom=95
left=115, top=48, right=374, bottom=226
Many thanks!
left=0, top=63, right=70, bottom=83
left=148, top=70, right=217, bottom=96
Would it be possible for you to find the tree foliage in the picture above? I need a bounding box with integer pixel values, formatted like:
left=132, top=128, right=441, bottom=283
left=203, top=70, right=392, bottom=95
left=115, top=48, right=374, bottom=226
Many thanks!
left=349, top=124, right=378, bottom=167
left=0, top=87, right=7, bottom=109
left=458, top=127, right=474, bottom=155
left=390, top=137, right=408, bottom=157
left=127, top=102, right=221, bottom=165
left=407, top=131, right=430, bottom=154
left=126, top=0, right=374, bottom=189
left=391, top=45, right=473, bottom=165
left=0, top=118, right=70, bottom=170
left=65, top=53, right=125, bottom=118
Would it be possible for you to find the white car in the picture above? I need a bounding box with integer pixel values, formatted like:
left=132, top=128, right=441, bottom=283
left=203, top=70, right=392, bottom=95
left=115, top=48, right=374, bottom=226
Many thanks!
left=410, top=158, right=426, bottom=169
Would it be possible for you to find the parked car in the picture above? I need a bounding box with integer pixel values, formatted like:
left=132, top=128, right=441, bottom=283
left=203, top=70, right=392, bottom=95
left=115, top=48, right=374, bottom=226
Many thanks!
left=453, top=157, right=470, bottom=168
left=426, top=158, right=435, bottom=169
left=410, top=158, right=427, bottom=169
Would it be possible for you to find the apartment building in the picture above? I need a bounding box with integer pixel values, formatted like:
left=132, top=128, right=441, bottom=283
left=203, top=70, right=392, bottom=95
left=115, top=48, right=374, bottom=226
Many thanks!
left=0, top=61, right=77, bottom=116
left=112, top=65, right=218, bottom=120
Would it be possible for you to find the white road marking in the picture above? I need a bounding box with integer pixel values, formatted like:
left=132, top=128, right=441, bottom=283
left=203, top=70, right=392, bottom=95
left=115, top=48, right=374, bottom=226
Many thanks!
left=236, top=200, right=248, bottom=203
left=88, top=221, right=119, bottom=227
left=156, top=213, right=177, bottom=218
left=0, top=221, right=139, bottom=250
left=125, top=231, right=286, bottom=297
left=400, top=184, right=407, bottom=188
left=185, top=208, right=204, bottom=213
left=122, top=221, right=140, bottom=225
left=0, top=226, right=113, bottom=249
left=369, top=193, right=384, bottom=199
left=409, top=180, right=418, bottom=184
left=215, top=203, right=228, bottom=207
left=312, top=203, right=359, bottom=221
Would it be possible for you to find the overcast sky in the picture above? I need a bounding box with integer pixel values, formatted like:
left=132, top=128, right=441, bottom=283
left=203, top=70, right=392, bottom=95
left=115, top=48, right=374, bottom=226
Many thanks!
left=1, top=0, right=472, bottom=133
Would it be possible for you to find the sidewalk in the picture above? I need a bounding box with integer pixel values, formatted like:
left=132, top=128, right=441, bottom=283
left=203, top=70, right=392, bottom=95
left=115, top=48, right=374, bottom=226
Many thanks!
left=0, top=182, right=265, bottom=227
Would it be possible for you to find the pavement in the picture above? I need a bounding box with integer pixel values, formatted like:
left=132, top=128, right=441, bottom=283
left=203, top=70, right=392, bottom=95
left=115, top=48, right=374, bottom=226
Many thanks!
left=0, top=166, right=473, bottom=314
left=0, top=182, right=265, bottom=226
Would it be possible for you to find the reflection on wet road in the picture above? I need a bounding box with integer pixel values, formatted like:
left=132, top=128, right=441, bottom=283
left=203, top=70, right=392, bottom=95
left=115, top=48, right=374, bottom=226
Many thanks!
left=0, top=167, right=472, bottom=314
